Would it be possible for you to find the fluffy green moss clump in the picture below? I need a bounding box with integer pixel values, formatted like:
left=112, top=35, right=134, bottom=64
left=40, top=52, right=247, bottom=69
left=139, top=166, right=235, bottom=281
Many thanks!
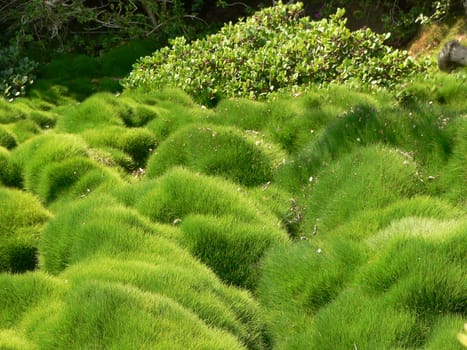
left=146, top=124, right=274, bottom=186
left=0, top=147, right=22, bottom=187
left=179, top=214, right=289, bottom=289
left=303, top=145, right=422, bottom=234
left=0, top=188, right=51, bottom=272
left=40, top=194, right=269, bottom=349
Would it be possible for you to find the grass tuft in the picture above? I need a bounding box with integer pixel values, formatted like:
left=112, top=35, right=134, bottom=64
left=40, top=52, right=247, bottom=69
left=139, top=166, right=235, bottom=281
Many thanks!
left=146, top=124, right=273, bottom=186
left=179, top=214, right=289, bottom=289
left=0, top=187, right=51, bottom=272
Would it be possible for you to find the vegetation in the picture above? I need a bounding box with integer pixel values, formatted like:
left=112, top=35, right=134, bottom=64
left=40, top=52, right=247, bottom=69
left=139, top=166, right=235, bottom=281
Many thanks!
left=123, top=3, right=429, bottom=105
left=0, top=1, right=466, bottom=349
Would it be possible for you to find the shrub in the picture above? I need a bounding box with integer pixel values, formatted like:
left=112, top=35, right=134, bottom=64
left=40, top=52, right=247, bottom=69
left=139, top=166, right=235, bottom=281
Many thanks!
left=0, top=45, right=38, bottom=101
left=123, top=2, right=426, bottom=105
left=179, top=214, right=289, bottom=289
left=0, top=187, right=51, bottom=273
left=146, top=124, right=274, bottom=186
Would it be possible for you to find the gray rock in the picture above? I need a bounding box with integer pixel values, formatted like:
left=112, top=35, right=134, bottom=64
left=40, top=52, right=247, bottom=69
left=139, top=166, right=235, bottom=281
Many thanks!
left=438, top=40, right=467, bottom=72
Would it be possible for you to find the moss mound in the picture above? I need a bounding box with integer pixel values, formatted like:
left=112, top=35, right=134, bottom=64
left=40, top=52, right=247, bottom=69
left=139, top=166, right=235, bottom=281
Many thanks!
left=0, top=188, right=51, bottom=272
left=146, top=124, right=274, bottom=186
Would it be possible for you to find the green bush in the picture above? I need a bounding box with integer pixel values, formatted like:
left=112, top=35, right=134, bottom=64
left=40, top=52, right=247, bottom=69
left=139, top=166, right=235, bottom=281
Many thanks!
left=123, top=2, right=426, bottom=105
left=146, top=124, right=274, bottom=186
left=0, top=45, right=38, bottom=101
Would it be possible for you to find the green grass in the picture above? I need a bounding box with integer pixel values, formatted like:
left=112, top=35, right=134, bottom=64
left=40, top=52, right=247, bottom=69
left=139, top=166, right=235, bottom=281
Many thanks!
left=0, top=187, right=51, bottom=273
left=0, top=147, right=22, bottom=187
left=179, top=214, right=289, bottom=289
left=146, top=124, right=275, bottom=186
left=0, top=36, right=466, bottom=349
left=82, top=126, right=157, bottom=168
left=11, top=133, right=89, bottom=196
left=55, top=92, right=126, bottom=133
left=0, top=125, right=17, bottom=149
left=39, top=193, right=269, bottom=348
left=60, top=258, right=268, bottom=349
left=119, top=167, right=281, bottom=226
left=302, top=144, right=422, bottom=234
left=35, top=156, right=123, bottom=204
left=0, top=272, right=65, bottom=328
left=21, top=281, right=248, bottom=350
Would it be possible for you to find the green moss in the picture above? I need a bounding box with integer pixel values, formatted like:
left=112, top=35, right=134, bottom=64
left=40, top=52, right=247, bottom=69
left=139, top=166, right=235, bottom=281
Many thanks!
left=146, top=124, right=274, bottom=186
left=0, top=125, right=17, bottom=149
left=82, top=126, right=157, bottom=168
left=0, top=147, right=22, bottom=187
left=303, top=145, right=422, bottom=234
left=179, top=214, right=289, bottom=289
left=0, top=187, right=51, bottom=272
left=22, top=281, right=246, bottom=350
left=55, top=92, right=126, bottom=133
left=125, top=167, right=279, bottom=226
left=11, top=133, right=88, bottom=194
